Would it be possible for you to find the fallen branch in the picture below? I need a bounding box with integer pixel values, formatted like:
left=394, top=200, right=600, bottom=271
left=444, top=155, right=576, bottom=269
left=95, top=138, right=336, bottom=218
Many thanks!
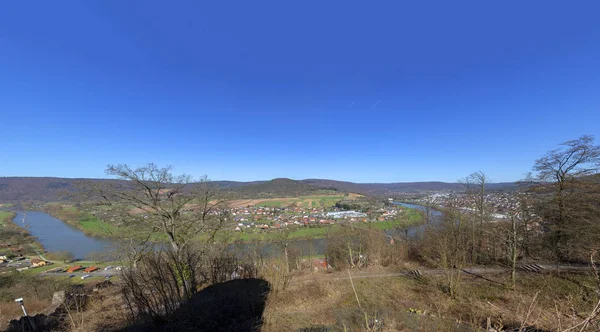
left=460, top=269, right=505, bottom=287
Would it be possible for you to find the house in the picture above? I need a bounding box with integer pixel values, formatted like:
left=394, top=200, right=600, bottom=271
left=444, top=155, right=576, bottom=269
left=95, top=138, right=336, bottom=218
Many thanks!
left=0, top=255, right=8, bottom=260
left=84, top=266, right=99, bottom=273
left=313, top=258, right=329, bottom=269
left=66, top=265, right=83, bottom=273
left=31, top=258, right=48, bottom=268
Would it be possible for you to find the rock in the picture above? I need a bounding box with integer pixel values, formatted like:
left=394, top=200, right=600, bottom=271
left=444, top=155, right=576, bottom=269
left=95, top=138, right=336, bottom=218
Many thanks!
left=40, top=291, right=66, bottom=316
left=5, top=314, right=60, bottom=332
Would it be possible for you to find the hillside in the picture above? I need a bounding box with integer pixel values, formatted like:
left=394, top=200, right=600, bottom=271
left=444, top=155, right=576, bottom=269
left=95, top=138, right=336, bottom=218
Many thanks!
left=0, top=177, right=87, bottom=202
left=0, top=177, right=519, bottom=202
left=301, top=179, right=520, bottom=195
left=227, top=178, right=334, bottom=198
left=0, top=177, right=331, bottom=202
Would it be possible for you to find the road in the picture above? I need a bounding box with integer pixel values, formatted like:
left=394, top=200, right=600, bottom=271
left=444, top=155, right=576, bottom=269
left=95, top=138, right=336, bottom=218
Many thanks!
left=42, top=270, right=117, bottom=278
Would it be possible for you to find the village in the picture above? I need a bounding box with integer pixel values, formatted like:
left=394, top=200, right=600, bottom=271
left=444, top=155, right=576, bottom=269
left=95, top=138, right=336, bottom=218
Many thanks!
left=0, top=247, right=120, bottom=281
left=228, top=204, right=405, bottom=232
left=412, top=191, right=525, bottom=219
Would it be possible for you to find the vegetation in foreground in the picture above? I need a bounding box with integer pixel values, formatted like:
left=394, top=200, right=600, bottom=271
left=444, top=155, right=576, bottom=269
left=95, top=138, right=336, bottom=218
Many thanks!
left=263, top=269, right=599, bottom=331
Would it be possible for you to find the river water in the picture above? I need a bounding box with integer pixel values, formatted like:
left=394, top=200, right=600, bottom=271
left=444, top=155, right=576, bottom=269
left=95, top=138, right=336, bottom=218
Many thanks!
left=387, top=202, right=443, bottom=239
left=13, top=211, right=113, bottom=259
left=12, top=202, right=441, bottom=259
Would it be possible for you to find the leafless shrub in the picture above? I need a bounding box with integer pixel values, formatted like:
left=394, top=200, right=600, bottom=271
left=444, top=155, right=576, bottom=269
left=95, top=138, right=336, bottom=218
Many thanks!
left=325, top=227, right=403, bottom=271
left=120, top=242, right=263, bottom=325
left=259, top=258, right=292, bottom=292
left=60, top=294, right=91, bottom=332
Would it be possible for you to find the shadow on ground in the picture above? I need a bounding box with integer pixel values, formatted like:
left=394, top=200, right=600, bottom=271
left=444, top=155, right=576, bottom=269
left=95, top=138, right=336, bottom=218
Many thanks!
left=122, top=278, right=271, bottom=332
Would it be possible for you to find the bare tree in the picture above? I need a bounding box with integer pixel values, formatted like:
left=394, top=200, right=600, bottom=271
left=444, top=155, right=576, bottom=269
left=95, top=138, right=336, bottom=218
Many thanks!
left=517, top=192, right=536, bottom=260
left=98, top=163, right=229, bottom=300
left=506, top=211, right=520, bottom=289
left=461, top=171, right=490, bottom=263
left=50, top=251, right=75, bottom=263
left=422, top=193, right=435, bottom=225
left=429, top=200, right=471, bottom=299
left=533, top=135, right=600, bottom=261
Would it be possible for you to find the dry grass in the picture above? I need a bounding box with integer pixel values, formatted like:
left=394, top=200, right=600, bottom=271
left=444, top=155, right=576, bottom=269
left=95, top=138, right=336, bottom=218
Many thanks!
left=3, top=267, right=597, bottom=331
left=0, top=299, right=51, bottom=328
left=261, top=270, right=600, bottom=331
left=65, top=288, right=129, bottom=332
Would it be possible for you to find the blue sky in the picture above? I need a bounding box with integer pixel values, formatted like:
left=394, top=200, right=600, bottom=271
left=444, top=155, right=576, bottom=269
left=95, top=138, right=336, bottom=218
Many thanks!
left=1, top=1, right=599, bottom=183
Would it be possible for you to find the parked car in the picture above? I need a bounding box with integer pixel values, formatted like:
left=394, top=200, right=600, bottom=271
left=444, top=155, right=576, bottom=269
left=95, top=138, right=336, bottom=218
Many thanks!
left=69, top=274, right=75, bottom=278
left=81, top=275, right=91, bottom=280
left=104, top=266, right=113, bottom=271
left=105, top=275, right=112, bottom=279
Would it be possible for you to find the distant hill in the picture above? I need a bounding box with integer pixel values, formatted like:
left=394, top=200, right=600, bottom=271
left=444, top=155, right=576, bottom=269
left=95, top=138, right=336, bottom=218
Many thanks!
left=0, top=176, right=520, bottom=202
left=0, top=177, right=128, bottom=202
left=228, top=178, right=334, bottom=198
left=0, top=177, right=81, bottom=202
left=211, top=180, right=266, bottom=189
left=300, top=179, right=520, bottom=195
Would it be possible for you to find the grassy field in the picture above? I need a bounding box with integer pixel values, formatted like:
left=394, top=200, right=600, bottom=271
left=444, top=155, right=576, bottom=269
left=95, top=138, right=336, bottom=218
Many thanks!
left=78, top=215, right=122, bottom=236
left=0, top=211, right=12, bottom=226
left=43, top=203, right=127, bottom=237
left=364, top=207, right=424, bottom=230
left=219, top=224, right=346, bottom=242
left=255, top=195, right=347, bottom=208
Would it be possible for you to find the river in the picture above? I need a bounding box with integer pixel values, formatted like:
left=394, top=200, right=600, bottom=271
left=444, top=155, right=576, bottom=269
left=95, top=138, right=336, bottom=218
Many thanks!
left=13, top=211, right=113, bottom=259
left=12, top=203, right=441, bottom=259
left=387, top=202, right=443, bottom=238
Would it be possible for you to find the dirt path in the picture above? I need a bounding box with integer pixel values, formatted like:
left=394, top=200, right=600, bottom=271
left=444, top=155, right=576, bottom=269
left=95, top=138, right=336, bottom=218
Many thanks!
left=290, top=264, right=591, bottom=285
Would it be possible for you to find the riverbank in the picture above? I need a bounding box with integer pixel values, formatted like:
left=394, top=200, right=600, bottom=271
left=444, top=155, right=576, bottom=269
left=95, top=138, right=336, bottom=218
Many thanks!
left=39, top=202, right=425, bottom=243
left=42, top=203, right=125, bottom=238
left=0, top=211, right=45, bottom=257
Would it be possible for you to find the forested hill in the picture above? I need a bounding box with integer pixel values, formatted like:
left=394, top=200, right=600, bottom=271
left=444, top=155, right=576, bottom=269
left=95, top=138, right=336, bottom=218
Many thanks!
left=0, top=177, right=519, bottom=202
left=300, top=179, right=520, bottom=195
left=228, top=178, right=336, bottom=198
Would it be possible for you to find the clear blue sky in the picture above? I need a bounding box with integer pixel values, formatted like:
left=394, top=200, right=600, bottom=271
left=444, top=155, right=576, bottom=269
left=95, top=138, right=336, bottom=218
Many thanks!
left=1, top=1, right=599, bottom=183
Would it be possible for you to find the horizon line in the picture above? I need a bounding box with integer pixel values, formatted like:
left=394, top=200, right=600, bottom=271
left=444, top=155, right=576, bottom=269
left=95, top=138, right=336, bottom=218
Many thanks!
left=0, top=175, right=520, bottom=185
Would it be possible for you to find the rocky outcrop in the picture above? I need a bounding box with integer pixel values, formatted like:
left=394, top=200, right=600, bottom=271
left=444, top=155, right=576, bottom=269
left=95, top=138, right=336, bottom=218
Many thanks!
left=6, top=281, right=113, bottom=332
